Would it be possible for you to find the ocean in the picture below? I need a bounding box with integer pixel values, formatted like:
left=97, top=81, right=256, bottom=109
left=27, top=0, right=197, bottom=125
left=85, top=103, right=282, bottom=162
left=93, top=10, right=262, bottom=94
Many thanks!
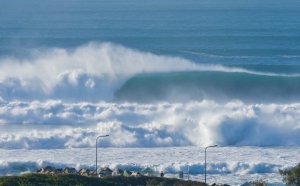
left=0, top=0, right=300, bottom=185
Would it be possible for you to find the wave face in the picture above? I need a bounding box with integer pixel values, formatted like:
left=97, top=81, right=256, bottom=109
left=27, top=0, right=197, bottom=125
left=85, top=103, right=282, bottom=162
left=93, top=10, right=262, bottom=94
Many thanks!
left=116, top=71, right=300, bottom=103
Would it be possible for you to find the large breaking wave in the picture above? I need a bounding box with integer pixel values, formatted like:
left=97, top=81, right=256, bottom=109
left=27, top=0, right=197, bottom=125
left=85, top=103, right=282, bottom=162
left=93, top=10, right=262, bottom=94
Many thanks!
left=0, top=42, right=300, bottom=103
left=0, top=42, right=199, bottom=101
left=0, top=42, right=300, bottom=149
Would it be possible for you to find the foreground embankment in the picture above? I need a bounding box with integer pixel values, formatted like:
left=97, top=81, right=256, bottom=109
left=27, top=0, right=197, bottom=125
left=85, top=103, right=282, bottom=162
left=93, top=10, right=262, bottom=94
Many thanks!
left=0, top=174, right=206, bottom=186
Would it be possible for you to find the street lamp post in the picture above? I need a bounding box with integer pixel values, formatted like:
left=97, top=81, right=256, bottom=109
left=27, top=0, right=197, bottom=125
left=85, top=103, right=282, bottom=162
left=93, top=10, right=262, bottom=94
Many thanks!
left=204, top=145, right=217, bottom=185
left=96, top=135, right=109, bottom=174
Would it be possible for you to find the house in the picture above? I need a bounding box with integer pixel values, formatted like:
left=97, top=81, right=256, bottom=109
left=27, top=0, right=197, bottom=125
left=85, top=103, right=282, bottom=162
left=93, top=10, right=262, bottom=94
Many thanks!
left=112, top=168, right=124, bottom=176
left=78, top=169, right=90, bottom=176
left=63, top=167, right=77, bottom=174
left=131, top=172, right=142, bottom=177
left=98, top=167, right=113, bottom=177
left=55, top=168, right=63, bottom=174
left=37, top=166, right=56, bottom=174
left=123, top=170, right=132, bottom=177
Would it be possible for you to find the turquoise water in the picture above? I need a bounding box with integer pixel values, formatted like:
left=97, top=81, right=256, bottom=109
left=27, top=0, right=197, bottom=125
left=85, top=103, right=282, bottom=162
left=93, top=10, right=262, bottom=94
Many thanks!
left=116, top=71, right=300, bottom=103
left=1, top=3, right=300, bottom=183
left=1, top=0, right=300, bottom=102
left=1, top=0, right=300, bottom=65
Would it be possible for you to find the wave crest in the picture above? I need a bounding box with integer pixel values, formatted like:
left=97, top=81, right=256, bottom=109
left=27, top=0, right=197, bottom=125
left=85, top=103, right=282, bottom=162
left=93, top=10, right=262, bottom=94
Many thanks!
left=1, top=42, right=299, bottom=102
left=0, top=42, right=200, bottom=101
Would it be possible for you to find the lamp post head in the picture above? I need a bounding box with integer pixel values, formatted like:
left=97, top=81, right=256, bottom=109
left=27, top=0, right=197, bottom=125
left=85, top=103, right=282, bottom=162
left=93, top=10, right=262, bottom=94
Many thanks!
left=99, top=134, right=109, bottom=137
left=97, top=134, right=109, bottom=140
left=205, top=145, right=218, bottom=150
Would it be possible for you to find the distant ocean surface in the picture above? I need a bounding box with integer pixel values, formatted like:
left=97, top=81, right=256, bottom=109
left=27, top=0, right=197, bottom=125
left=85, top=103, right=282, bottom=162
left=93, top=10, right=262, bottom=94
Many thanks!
left=1, top=0, right=300, bottom=64
left=1, top=0, right=300, bottom=103
left=0, top=0, right=300, bottom=184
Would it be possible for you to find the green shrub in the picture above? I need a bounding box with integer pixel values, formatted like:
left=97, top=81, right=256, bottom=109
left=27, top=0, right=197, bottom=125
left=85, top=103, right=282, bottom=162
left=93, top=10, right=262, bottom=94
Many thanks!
left=0, top=174, right=206, bottom=186
left=279, top=163, right=300, bottom=185
left=241, top=179, right=267, bottom=186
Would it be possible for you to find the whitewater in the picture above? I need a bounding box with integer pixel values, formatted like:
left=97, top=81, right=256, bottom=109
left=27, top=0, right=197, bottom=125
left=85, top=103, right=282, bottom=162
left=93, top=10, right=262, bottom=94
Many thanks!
left=1, top=0, right=300, bottom=185
left=1, top=147, right=299, bottom=185
left=0, top=44, right=299, bottom=185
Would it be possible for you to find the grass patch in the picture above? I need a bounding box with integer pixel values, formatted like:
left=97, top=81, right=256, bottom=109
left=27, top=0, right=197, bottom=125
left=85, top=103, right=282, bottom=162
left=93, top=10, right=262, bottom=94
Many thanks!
left=0, top=174, right=206, bottom=186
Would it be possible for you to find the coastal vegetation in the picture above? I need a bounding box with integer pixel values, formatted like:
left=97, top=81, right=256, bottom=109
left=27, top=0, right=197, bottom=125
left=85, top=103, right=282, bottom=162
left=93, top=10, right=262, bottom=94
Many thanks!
left=240, top=179, right=267, bottom=186
left=0, top=174, right=206, bottom=186
left=280, top=162, right=300, bottom=185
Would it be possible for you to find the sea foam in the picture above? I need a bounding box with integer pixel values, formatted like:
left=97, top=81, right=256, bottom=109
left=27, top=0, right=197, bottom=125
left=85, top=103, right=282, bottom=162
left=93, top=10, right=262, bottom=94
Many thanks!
left=0, top=146, right=299, bottom=185
left=0, top=100, right=299, bottom=148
